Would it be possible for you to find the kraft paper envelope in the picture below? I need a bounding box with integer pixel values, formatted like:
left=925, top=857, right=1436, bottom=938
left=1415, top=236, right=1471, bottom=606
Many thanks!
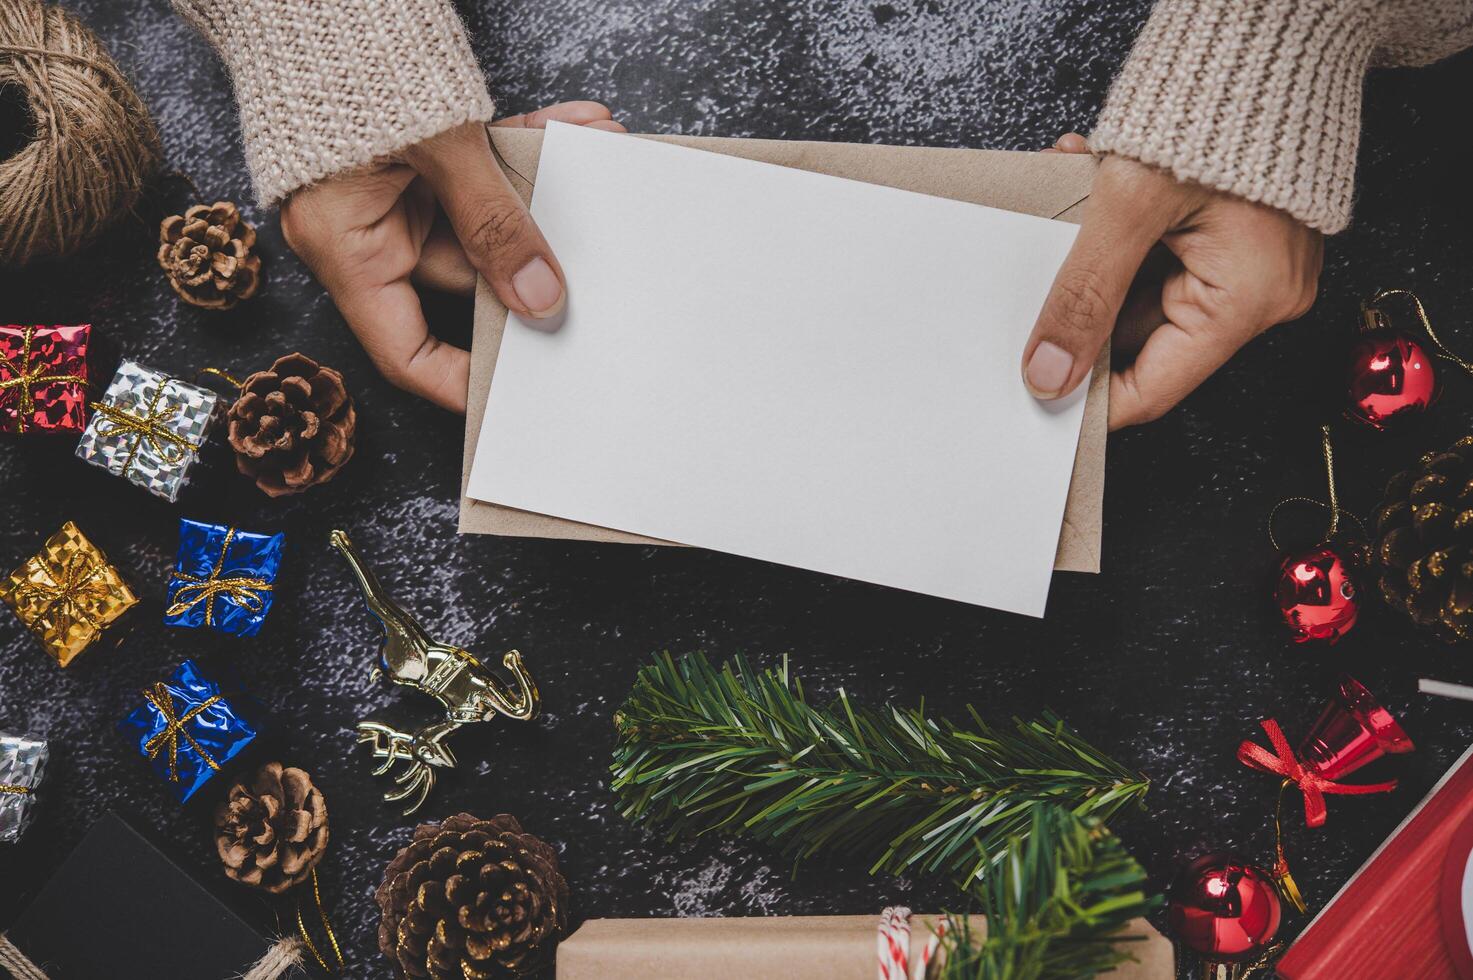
left=460, top=128, right=1106, bottom=573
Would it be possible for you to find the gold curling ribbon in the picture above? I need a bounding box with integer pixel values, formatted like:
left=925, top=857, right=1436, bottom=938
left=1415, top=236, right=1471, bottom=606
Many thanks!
left=197, top=366, right=243, bottom=388
left=1362, top=288, right=1473, bottom=376
left=1240, top=941, right=1286, bottom=980
left=0, top=784, right=32, bottom=796
left=12, top=547, right=110, bottom=641
left=1270, top=778, right=1308, bottom=915
left=294, top=868, right=344, bottom=973
left=92, top=378, right=199, bottom=477
left=141, top=683, right=223, bottom=782
left=164, top=527, right=273, bottom=626
left=0, top=326, right=87, bottom=433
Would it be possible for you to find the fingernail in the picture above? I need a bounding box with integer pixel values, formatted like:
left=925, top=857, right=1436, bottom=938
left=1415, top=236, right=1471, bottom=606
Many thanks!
left=1025, top=341, right=1074, bottom=397
left=513, top=257, right=564, bottom=316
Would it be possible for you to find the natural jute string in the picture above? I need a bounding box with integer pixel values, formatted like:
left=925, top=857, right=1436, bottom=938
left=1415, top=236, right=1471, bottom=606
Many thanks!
left=0, top=934, right=48, bottom=980
left=241, top=937, right=306, bottom=980
left=0, top=0, right=159, bottom=266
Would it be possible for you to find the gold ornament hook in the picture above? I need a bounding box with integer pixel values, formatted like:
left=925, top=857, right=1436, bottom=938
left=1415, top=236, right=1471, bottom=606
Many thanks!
left=1362, top=288, right=1473, bottom=376
left=1268, top=426, right=1366, bottom=552
left=330, top=529, right=540, bottom=815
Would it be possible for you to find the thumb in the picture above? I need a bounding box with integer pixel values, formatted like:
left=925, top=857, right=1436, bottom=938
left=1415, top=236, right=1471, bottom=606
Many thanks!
left=1022, top=177, right=1173, bottom=399
left=408, top=123, right=566, bottom=319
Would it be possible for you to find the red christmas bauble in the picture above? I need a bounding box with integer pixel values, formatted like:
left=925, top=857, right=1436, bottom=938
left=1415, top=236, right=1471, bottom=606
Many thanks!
left=1346, top=330, right=1437, bottom=429
left=1276, top=543, right=1360, bottom=643
left=1168, top=854, right=1282, bottom=961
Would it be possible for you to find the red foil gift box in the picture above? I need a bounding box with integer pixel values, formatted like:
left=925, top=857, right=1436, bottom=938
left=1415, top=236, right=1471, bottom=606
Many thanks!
left=0, top=324, right=90, bottom=434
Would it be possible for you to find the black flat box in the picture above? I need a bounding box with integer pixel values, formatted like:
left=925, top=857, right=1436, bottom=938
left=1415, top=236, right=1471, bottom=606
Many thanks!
left=6, top=811, right=273, bottom=979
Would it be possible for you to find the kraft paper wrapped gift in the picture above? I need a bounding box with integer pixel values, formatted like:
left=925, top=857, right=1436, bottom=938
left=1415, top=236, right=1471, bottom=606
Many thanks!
left=555, top=915, right=1174, bottom=979
left=460, top=128, right=1106, bottom=575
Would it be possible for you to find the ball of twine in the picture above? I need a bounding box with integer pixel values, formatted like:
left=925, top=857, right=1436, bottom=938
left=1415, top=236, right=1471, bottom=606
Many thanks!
left=0, top=0, right=160, bottom=266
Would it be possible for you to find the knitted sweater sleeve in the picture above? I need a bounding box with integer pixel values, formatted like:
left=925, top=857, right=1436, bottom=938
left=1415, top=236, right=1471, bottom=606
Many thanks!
left=171, top=0, right=496, bottom=207
left=1090, top=0, right=1473, bottom=233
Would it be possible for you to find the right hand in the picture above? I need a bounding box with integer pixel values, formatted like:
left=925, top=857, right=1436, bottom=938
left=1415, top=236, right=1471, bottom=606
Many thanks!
left=1025, top=134, right=1324, bottom=430
left=281, top=102, right=625, bottom=413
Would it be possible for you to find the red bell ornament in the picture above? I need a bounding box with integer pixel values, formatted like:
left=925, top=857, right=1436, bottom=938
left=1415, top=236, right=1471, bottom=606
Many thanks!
left=1238, top=674, right=1411, bottom=827
left=1237, top=675, right=1414, bottom=915
left=1275, top=543, right=1360, bottom=643
left=1346, top=288, right=1469, bottom=430
left=1299, top=674, right=1414, bottom=780
left=1168, top=854, right=1282, bottom=979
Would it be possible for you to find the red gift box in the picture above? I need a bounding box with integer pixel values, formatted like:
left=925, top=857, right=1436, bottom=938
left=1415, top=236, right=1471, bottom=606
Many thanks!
left=1278, top=742, right=1473, bottom=979
left=0, top=324, right=90, bottom=434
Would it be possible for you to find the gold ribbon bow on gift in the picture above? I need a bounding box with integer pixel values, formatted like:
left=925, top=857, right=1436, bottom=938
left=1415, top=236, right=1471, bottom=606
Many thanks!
left=12, top=548, right=112, bottom=641
left=141, top=683, right=224, bottom=782
left=0, top=784, right=32, bottom=796
left=0, top=326, right=87, bottom=433
left=163, top=527, right=273, bottom=626
left=93, top=379, right=200, bottom=477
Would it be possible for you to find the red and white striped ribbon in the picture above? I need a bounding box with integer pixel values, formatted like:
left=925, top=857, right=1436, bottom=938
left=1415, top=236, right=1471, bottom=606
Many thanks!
left=878, top=907, right=950, bottom=980
left=914, top=916, right=947, bottom=979
left=878, top=906, right=912, bottom=980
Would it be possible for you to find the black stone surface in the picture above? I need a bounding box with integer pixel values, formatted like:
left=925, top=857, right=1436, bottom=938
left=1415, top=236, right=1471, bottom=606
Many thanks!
left=2, top=1, right=1472, bottom=976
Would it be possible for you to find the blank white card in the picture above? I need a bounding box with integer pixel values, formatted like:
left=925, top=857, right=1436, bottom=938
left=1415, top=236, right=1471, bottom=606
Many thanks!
left=469, top=123, right=1085, bottom=616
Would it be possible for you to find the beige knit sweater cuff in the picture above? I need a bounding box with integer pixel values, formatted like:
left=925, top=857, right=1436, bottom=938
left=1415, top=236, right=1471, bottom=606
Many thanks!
left=1091, top=0, right=1386, bottom=234
left=173, top=0, right=497, bottom=207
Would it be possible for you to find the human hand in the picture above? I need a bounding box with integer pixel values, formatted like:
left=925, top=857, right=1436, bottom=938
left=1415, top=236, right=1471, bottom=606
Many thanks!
left=1025, top=134, right=1324, bottom=430
left=281, top=102, right=626, bottom=413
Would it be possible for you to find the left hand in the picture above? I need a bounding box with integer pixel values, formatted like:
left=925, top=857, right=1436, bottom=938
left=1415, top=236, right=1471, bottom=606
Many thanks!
left=281, top=102, right=625, bottom=414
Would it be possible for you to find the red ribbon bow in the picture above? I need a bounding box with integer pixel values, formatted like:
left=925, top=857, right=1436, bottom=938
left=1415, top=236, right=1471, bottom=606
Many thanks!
left=1236, top=718, right=1397, bottom=827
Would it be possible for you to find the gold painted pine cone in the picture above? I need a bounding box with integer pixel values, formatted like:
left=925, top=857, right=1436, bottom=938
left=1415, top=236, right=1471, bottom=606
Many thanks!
left=227, top=352, right=356, bottom=497
left=1376, top=434, right=1473, bottom=642
left=214, top=762, right=328, bottom=894
left=158, top=201, right=261, bottom=310
left=375, top=813, right=570, bottom=979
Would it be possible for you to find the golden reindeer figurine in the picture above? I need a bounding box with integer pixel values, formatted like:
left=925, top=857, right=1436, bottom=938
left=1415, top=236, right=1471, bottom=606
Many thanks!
left=329, top=530, right=539, bottom=814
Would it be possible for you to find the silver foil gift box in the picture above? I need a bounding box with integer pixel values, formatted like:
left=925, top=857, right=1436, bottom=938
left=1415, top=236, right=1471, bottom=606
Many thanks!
left=1, top=732, right=48, bottom=843
left=75, top=360, right=218, bottom=502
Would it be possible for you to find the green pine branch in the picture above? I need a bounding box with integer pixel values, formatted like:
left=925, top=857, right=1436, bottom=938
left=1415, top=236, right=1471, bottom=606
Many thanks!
left=610, top=651, right=1151, bottom=895
left=935, top=805, right=1160, bottom=980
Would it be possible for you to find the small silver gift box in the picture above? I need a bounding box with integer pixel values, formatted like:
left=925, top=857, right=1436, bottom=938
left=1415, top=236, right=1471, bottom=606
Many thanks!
left=0, top=732, right=48, bottom=843
left=75, top=361, right=218, bottom=502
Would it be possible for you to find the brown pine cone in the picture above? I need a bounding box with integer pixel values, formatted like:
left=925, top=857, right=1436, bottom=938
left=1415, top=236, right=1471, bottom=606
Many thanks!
left=214, top=762, right=329, bottom=894
left=227, top=352, right=356, bottom=497
left=158, top=202, right=262, bottom=310
left=1375, top=434, right=1473, bottom=642
left=375, top=813, right=570, bottom=979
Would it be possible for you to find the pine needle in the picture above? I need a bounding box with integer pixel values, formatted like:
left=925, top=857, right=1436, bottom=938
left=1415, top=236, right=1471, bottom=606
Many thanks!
left=610, top=653, right=1156, bottom=950
left=935, top=805, right=1159, bottom=980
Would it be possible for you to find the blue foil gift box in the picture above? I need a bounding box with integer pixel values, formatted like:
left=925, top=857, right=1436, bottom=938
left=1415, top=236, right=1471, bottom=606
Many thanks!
left=163, top=520, right=283, bottom=637
left=119, top=660, right=258, bottom=802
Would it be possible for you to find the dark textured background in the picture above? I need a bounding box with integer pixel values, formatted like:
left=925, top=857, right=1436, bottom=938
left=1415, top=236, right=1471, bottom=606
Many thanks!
left=2, top=1, right=1472, bottom=976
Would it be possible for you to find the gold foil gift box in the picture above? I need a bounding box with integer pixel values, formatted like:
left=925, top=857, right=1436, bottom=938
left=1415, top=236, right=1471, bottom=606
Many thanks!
left=0, top=521, right=139, bottom=666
